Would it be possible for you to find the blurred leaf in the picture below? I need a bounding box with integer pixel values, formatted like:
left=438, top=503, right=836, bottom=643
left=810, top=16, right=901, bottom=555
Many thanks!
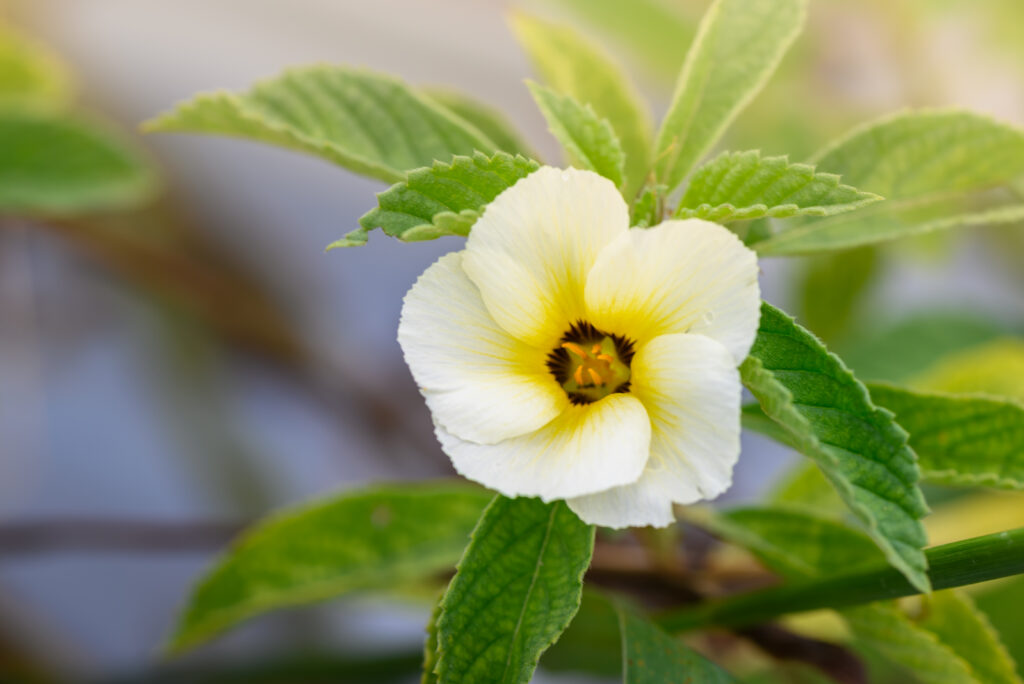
left=911, top=339, right=1024, bottom=401
left=654, top=0, right=807, bottom=193
left=741, top=302, right=930, bottom=592
left=618, top=604, right=738, bottom=683
left=756, top=111, right=1024, bottom=255
left=744, top=663, right=836, bottom=684
left=0, top=24, right=72, bottom=107
left=526, top=81, right=624, bottom=187
left=839, top=312, right=1008, bottom=383
left=511, top=14, right=652, bottom=197
left=422, top=599, right=442, bottom=684
left=768, top=461, right=844, bottom=513
left=630, top=183, right=663, bottom=227
left=975, top=576, right=1024, bottom=669
left=338, top=151, right=539, bottom=248
left=0, top=106, right=156, bottom=215
left=540, top=590, right=622, bottom=677
left=434, top=497, right=593, bottom=684
left=421, top=88, right=536, bottom=158
left=869, top=383, right=1024, bottom=490
left=677, top=150, right=881, bottom=222
left=795, top=246, right=879, bottom=344
left=168, top=483, right=492, bottom=653
left=143, top=66, right=497, bottom=183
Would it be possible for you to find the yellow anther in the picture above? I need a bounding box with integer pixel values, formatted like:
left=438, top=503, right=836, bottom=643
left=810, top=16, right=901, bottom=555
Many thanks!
left=562, top=342, right=589, bottom=359
left=587, top=367, right=604, bottom=386
left=591, top=343, right=602, bottom=355
left=574, top=365, right=585, bottom=386
left=596, top=354, right=615, bottom=363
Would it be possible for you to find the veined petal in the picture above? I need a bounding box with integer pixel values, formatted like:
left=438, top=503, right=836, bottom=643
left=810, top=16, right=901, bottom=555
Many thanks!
left=585, top=219, right=760, bottom=361
left=435, top=393, right=651, bottom=501
left=463, top=167, right=630, bottom=348
left=567, top=470, right=675, bottom=528
left=399, top=251, right=567, bottom=444
left=630, top=333, right=744, bottom=503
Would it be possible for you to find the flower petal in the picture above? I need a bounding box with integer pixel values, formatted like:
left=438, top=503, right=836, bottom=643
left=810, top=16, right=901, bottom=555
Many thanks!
left=435, top=393, right=651, bottom=501
left=463, top=167, right=630, bottom=348
left=585, top=219, right=760, bottom=361
left=630, top=333, right=744, bottom=503
left=567, top=470, right=675, bottom=528
left=399, top=251, right=567, bottom=444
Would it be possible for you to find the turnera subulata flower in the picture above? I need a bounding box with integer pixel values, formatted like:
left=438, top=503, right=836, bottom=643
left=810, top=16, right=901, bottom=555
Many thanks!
left=398, top=167, right=760, bottom=527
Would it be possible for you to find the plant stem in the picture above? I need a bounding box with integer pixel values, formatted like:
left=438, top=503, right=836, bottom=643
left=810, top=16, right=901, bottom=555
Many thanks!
left=657, top=527, right=1024, bottom=632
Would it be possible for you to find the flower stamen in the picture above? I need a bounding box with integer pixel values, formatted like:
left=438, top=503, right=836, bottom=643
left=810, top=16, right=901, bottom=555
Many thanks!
left=547, top=322, right=634, bottom=404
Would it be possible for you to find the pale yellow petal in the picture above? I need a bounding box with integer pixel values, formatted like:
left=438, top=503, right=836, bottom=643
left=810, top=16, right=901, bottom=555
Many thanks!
left=463, top=167, right=630, bottom=348
left=585, top=219, right=760, bottom=361
left=567, top=470, right=675, bottom=528
left=435, top=393, right=651, bottom=501
left=399, top=251, right=567, bottom=444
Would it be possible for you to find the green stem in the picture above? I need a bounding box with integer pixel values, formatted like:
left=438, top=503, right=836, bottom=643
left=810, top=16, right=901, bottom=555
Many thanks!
left=657, top=527, right=1024, bottom=632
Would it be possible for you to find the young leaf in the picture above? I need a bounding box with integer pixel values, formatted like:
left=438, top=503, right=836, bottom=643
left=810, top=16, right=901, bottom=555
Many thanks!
left=143, top=66, right=497, bottom=183
left=756, top=110, right=1024, bottom=255
left=526, top=81, right=625, bottom=187
left=869, top=384, right=1024, bottom=490
left=336, top=151, right=539, bottom=248
left=654, top=0, right=807, bottom=193
left=676, top=151, right=881, bottom=222
left=0, top=24, right=73, bottom=107
left=421, top=88, right=537, bottom=158
left=618, top=604, right=738, bottom=683
left=0, top=107, right=156, bottom=215
left=741, top=302, right=931, bottom=592
left=511, top=14, right=652, bottom=197
left=435, top=497, right=594, bottom=684
left=168, top=483, right=492, bottom=653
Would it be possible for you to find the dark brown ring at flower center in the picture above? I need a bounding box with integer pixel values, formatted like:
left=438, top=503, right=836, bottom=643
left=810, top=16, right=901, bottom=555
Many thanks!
left=546, top=321, right=635, bottom=405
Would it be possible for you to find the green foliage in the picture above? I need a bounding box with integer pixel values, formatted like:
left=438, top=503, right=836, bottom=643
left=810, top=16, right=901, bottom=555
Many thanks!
left=741, top=302, right=931, bottom=592
left=168, top=483, right=492, bottom=653
left=869, top=383, right=1024, bottom=490
left=0, top=24, right=72, bottom=107
left=421, top=88, right=536, bottom=158
left=756, top=110, right=1024, bottom=255
left=795, top=246, right=879, bottom=344
left=911, top=339, right=1024, bottom=401
left=526, top=81, right=624, bottom=187
left=767, top=460, right=844, bottom=513
left=143, top=66, right=497, bottom=183
left=618, top=604, right=738, bottom=683
left=511, top=14, right=652, bottom=197
left=338, top=151, right=539, bottom=247
left=0, top=106, right=156, bottom=215
left=433, top=497, right=593, bottom=684
left=975, top=577, right=1024, bottom=668
left=654, top=0, right=807, bottom=193
left=540, top=591, right=622, bottom=677
left=676, top=150, right=881, bottom=222
left=629, top=183, right=664, bottom=227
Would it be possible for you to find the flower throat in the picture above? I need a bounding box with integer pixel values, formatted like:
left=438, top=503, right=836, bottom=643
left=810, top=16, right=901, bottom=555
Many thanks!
left=546, top=321, right=634, bottom=405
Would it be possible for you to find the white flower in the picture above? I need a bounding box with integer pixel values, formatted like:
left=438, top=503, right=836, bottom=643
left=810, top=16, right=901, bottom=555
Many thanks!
left=398, top=167, right=760, bottom=528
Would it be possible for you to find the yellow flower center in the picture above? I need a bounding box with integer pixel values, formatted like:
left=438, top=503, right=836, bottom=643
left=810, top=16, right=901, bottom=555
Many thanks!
left=547, top=322, right=633, bottom=405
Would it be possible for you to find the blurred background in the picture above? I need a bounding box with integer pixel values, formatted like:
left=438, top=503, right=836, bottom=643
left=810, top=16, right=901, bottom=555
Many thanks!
left=0, top=0, right=1022, bottom=681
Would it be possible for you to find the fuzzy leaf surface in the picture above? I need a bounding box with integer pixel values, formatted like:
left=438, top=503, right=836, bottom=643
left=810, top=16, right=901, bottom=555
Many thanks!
left=757, top=110, right=1024, bottom=254
left=527, top=81, right=624, bottom=187
left=337, top=151, right=539, bottom=247
left=435, top=497, right=593, bottom=684
left=654, top=0, right=807, bottom=193
left=511, top=15, right=652, bottom=197
left=169, top=483, right=492, bottom=653
left=677, top=150, right=881, bottom=222
left=741, top=302, right=930, bottom=591
left=869, top=384, right=1024, bottom=490
left=143, top=66, right=496, bottom=183
left=618, top=605, right=737, bottom=683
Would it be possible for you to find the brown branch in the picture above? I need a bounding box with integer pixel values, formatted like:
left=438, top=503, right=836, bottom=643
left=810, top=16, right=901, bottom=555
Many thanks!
left=739, top=624, right=867, bottom=684
left=0, top=519, right=244, bottom=555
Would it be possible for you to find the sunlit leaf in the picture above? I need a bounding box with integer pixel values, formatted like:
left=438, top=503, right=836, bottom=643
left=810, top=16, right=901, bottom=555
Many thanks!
left=0, top=24, right=73, bottom=107
left=910, top=338, right=1024, bottom=401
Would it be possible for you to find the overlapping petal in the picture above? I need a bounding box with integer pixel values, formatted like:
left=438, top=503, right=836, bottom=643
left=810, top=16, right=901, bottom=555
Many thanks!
left=567, top=470, right=675, bottom=529
left=398, top=252, right=567, bottom=444
left=585, top=219, right=760, bottom=361
left=435, top=393, right=652, bottom=501
left=462, top=167, right=630, bottom=348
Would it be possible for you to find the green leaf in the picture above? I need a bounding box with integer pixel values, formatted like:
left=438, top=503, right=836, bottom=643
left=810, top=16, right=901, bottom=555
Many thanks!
left=975, top=576, right=1024, bottom=669
left=767, top=460, right=844, bottom=513
left=540, top=590, right=622, bottom=678
left=869, top=383, right=1024, bottom=490
left=0, top=106, right=156, bottom=215
left=910, top=338, right=1024, bottom=402
left=654, top=0, right=807, bottom=193
left=526, top=81, right=624, bottom=187
left=421, top=88, right=536, bottom=158
left=511, top=14, right=652, bottom=197
left=741, top=302, right=931, bottom=592
left=630, top=183, right=664, bottom=227
left=618, top=604, right=738, bottom=684
left=422, top=599, right=443, bottom=684
left=143, top=66, right=497, bottom=183
left=0, top=24, right=73, bottom=107
left=755, top=110, right=1024, bottom=255
left=168, top=482, right=492, bottom=653
left=435, top=497, right=594, bottom=684
left=676, top=150, right=881, bottom=222
left=335, top=151, right=539, bottom=248
left=795, top=246, right=879, bottom=344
